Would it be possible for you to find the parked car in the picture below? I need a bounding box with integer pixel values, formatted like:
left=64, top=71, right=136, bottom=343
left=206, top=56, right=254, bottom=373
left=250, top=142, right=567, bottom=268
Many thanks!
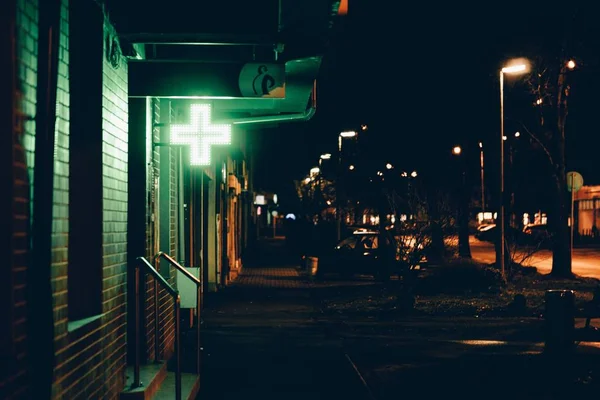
left=521, top=223, right=552, bottom=247
left=316, top=229, right=428, bottom=280
left=475, top=223, right=521, bottom=243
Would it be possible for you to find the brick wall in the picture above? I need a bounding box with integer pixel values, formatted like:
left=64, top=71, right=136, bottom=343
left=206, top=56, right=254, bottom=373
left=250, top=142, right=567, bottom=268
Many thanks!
left=51, top=5, right=129, bottom=399
left=1, top=0, right=38, bottom=397
left=170, top=104, right=179, bottom=258
left=51, top=0, right=70, bottom=359
left=144, top=98, right=159, bottom=361
left=144, top=99, right=176, bottom=362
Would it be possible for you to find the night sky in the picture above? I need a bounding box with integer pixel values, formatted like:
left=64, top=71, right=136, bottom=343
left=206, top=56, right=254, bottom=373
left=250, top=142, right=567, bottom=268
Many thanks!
left=253, top=2, right=600, bottom=206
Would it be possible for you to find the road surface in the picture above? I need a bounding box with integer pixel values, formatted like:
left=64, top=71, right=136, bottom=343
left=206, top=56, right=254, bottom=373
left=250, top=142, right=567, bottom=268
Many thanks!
left=469, top=236, right=600, bottom=280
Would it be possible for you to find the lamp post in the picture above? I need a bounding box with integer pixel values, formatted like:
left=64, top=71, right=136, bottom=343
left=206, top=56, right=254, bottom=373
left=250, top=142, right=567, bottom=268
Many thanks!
left=479, top=142, right=485, bottom=214
left=452, top=145, right=471, bottom=258
left=337, top=131, right=357, bottom=240
left=499, top=60, right=529, bottom=280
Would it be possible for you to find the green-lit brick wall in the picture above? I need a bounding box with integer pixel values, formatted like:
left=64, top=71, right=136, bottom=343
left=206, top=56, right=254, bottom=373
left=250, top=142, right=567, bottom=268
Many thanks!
left=52, top=12, right=129, bottom=400
left=143, top=99, right=177, bottom=363
left=1, top=0, right=39, bottom=396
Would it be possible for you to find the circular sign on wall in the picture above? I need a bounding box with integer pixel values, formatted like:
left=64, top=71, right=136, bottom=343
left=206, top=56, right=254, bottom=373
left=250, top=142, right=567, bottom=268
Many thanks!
left=566, top=171, right=583, bottom=192
left=238, top=63, right=285, bottom=98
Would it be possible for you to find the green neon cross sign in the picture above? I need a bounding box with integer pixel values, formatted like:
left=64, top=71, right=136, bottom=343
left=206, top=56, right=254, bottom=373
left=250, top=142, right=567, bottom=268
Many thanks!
left=170, top=104, right=232, bottom=166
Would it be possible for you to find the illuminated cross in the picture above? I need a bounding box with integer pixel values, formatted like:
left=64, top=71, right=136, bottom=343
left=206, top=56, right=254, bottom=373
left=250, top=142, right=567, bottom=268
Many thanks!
left=170, top=104, right=232, bottom=166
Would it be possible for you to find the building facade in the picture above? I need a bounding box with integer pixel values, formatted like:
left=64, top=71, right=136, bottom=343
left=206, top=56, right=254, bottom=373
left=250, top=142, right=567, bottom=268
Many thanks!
left=2, top=0, right=343, bottom=399
left=574, top=185, right=600, bottom=238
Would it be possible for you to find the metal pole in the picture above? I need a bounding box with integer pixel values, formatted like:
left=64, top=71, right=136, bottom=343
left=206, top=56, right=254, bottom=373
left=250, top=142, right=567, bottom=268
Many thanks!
left=499, top=70, right=506, bottom=280
left=570, top=174, right=575, bottom=265
left=175, top=296, right=182, bottom=400
left=197, top=285, right=202, bottom=375
left=134, top=266, right=141, bottom=387
left=480, top=146, right=485, bottom=212
left=154, top=278, right=160, bottom=362
left=337, top=135, right=342, bottom=241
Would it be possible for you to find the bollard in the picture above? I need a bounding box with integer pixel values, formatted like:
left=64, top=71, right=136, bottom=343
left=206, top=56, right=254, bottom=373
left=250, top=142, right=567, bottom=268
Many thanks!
left=544, top=289, right=575, bottom=353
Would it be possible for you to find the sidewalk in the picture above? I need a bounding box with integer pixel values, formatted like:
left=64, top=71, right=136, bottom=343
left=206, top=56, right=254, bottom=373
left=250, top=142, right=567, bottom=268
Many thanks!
left=198, top=237, right=372, bottom=400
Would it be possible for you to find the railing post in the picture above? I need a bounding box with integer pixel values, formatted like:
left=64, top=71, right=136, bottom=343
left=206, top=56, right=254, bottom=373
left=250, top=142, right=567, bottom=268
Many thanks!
left=175, top=295, right=182, bottom=400
left=154, top=278, right=160, bottom=363
left=196, top=285, right=201, bottom=374
left=133, top=266, right=142, bottom=388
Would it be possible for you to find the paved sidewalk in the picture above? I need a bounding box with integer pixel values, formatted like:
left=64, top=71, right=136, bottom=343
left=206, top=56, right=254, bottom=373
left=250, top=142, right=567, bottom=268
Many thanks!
left=231, top=266, right=311, bottom=289
left=198, top=238, right=372, bottom=400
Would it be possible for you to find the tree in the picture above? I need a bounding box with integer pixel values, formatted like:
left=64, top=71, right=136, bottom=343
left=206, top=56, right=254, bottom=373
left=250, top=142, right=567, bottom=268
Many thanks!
left=515, top=6, right=600, bottom=277
left=521, top=59, right=571, bottom=277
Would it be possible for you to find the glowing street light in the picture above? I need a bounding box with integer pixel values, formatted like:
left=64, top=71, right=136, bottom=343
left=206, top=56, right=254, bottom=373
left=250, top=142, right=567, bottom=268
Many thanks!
left=337, top=130, right=359, bottom=240
left=320, top=153, right=332, bottom=160
left=385, top=163, right=393, bottom=170
left=514, top=131, right=520, bottom=138
left=501, top=64, right=528, bottom=74
left=349, top=165, right=355, bottom=170
left=452, top=146, right=462, bottom=155
left=567, top=60, right=576, bottom=70
left=410, top=171, right=418, bottom=178
left=310, top=167, right=320, bottom=176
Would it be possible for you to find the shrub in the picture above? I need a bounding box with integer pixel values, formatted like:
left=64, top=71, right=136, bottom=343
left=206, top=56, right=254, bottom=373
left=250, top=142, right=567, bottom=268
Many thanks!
left=416, top=258, right=504, bottom=295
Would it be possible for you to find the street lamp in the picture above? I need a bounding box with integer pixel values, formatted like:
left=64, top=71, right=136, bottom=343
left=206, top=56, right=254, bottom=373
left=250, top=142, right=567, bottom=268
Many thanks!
left=337, top=130, right=358, bottom=240
left=385, top=163, right=393, bottom=170
left=340, top=130, right=357, bottom=138
left=349, top=164, right=355, bottom=170
left=452, top=145, right=472, bottom=258
left=319, top=153, right=331, bottom=168
left=410, top=171, right=417, bottom=178
left=499, top=58, right=530, bottom=279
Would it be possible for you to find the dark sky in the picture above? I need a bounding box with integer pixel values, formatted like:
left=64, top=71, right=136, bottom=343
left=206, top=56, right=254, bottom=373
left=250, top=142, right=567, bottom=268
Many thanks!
left=254, top=2, right=600, bottom=203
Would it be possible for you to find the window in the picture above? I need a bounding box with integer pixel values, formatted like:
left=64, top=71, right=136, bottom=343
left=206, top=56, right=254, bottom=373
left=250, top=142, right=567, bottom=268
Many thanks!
left=67, top=3, right=104, bottom=324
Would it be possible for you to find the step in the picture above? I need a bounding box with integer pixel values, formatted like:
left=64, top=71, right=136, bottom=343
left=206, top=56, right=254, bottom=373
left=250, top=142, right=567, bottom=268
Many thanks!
left=120, top=362, right=168, bottom=400
left=152, top=372, right=200, bottom=400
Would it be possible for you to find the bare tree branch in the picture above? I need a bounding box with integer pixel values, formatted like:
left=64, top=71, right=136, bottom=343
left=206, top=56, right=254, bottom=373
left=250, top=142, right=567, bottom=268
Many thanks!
left=510, top=119, right=556, bottom=171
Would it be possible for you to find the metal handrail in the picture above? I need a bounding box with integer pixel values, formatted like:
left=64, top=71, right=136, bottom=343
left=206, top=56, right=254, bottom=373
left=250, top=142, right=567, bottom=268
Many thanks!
left=154, top=252, right=202, bottom=378
left=134, top=257, right=182, bottom=400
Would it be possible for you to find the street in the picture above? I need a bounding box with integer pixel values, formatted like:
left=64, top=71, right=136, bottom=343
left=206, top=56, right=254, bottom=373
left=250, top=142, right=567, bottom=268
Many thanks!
left=469, top=236, right=600, bottom=279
